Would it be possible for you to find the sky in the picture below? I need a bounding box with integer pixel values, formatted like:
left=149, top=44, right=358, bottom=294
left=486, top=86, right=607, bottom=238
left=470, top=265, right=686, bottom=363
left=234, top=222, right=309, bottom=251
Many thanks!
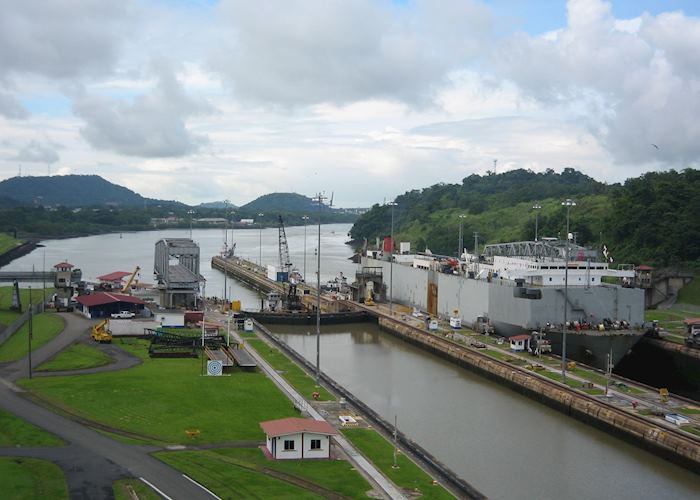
left=1, top=0, right=699, bottom=207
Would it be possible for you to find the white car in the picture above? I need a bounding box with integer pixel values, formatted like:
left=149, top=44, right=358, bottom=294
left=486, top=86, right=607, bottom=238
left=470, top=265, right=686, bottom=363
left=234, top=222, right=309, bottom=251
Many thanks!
left=111, top=311, right=136, bottom=319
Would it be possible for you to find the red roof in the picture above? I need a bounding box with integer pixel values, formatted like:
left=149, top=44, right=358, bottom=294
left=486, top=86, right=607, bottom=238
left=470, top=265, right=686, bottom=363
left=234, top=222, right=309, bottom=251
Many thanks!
left=76, top=292, right=145, bottom=307
left=684, top=318, right=700, bottom=326
left=636, top=265, right=654, bottom=271
left=54, top=262, right=74, bottom=269
left=260, top=418, right=337, bottom=438
left=97, top=271, right=131, bottom=282
left=510, top=334, right=531, bottom=341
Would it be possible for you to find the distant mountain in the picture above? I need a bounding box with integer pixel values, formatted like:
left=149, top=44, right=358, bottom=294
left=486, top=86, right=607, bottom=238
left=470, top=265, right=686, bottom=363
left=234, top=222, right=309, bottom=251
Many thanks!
left=0, top=175, right=183, bottom=208
left=198, top=200, right=237, bottom=209
left=241, top=192, right=332, bottom=213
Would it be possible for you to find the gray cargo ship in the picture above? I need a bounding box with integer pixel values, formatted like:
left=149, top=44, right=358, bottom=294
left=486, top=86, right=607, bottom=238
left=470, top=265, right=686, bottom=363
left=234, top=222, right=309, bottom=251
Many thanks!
left=358, top=239, right=645, bottom=370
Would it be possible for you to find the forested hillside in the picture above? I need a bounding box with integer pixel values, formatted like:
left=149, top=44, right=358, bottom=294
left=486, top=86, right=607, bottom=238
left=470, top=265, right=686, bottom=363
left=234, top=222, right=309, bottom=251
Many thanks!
left=349, top=168, right=700, bottom=266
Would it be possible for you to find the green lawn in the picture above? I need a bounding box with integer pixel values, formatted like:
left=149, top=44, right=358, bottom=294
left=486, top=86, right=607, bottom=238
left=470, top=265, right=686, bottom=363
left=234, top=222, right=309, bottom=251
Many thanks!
left=0, top=286, right=55, bottom=326
left=0, top=313, right=65, bottom=363
left=246, top=338, right=334, bottom=401
left=37, top=343, right=112, bottom=372
left=0, top=233, right=21, bottom=254
left=157, top=448, right=372, bottom=499
left=0, top=457, right=68, bottom=500
left=677, top=277, right=700, bottom=306
left=341, top=428, right=455, bottom=499
left=113, top=479, right=161, bottom=500
left=0, top=408, right=64, bottom=447
left=20, top=339, right=299, bottom=445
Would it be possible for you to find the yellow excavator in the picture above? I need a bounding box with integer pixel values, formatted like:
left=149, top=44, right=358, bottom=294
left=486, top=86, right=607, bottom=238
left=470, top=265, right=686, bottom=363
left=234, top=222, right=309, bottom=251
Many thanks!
left=91, top=319, right=112, bottom=343
left=121, top=266, right=140, bottom=294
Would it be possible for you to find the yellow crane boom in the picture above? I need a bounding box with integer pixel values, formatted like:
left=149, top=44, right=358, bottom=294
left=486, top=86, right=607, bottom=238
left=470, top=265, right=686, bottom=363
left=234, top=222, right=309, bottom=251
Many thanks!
left=121, top=266, right=141, bottom=294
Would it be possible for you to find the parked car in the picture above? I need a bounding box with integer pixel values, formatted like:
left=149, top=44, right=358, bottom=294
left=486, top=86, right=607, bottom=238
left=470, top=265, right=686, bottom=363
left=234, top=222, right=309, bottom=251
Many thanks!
left=111, top=310, right=135, bottom=319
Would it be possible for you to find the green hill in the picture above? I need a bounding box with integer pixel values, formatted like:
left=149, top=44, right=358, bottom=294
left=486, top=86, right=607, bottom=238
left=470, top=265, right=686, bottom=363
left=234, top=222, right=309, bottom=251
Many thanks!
left=349, top=168, right=700, bottom=267
left=0, top=175, right=181, bottom=208
left=241, top=193, right=330, bottom=213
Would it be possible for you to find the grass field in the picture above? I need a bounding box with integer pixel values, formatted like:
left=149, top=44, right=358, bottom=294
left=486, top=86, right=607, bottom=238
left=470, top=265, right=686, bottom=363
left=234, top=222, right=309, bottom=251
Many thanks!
left=677, top=277, right=700, bottom=306
left=37, top=342, right=112, bottom=372
left=156, top=447, right=372, bottom=499
left=20, top=339, right=299, bottom=444
left=113, top=479, right=161, bottom=500
left=0, top=313, right=65, bottom=363
left=0, top=286, right=55, bottom=326
left=0, top=233, right=21, bottom=254
left=0, top=457, right=68, bottom=500
left=341, top=428, right=454, bottom=499
left=246, top=338, right=334, bottom=401
left=0, top=408, right=64, bottom=447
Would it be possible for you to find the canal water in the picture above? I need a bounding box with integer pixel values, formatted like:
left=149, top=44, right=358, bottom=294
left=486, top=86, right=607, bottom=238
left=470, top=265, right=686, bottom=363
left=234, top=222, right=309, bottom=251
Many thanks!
left=273, top=324, right=699, bottom=500
left=1, top=223, right=357, bottom=311
left=3, top=227, right=698, bottom=498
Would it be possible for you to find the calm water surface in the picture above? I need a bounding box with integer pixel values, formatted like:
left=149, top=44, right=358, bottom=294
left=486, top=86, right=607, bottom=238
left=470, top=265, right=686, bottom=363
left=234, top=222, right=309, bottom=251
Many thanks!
left=2, top=223, right=357, bottom=311
left=274, top=324, right=699, bottom=500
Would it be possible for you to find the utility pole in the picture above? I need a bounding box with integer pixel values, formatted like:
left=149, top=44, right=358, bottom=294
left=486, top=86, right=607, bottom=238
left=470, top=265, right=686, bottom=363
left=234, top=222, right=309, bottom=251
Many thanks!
left=302, top=215, right=309, bottom=282
left=532, top=203, right=542, bottom=242
left=258, top=213, right=264, bottom=268
left=473, top=232, right=479, bottom=256
left=28, top=286, right=33, bottom=379
left=313, top=193, right=326, bottom=385
left=561, top=198, right=576, bottom=381
left=392, top=414, right=399, bottom=469
left=458, top=214, right=466, bottom=258
left=387, top=200, right=397, bottom=315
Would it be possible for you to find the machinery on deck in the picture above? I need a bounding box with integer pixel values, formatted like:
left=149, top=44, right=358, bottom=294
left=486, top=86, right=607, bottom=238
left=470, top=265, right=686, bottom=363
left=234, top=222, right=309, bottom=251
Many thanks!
left=91, top=319, right=112, bottom=343
left=685, top=319, right=700, bottom=348
left=121, top=266, right=141, bottom=294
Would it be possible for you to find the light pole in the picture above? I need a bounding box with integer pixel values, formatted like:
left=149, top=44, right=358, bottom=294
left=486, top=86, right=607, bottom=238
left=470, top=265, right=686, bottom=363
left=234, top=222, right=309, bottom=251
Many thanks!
left=561, top=198, right=576, bottom=381
left=258, top=213, right=264, bottom=268
left=302, top=215, right=309, bottom=282
left=28, top=286, right=33, bottom=379
left=532, top=203, right=542, bottom=241
left=313, top=194, right=326, bottom=384
left=387, top=201, right=397, bottom=315
left=187, top=209, right=195, bottom=239
left=458, top=214, right=466, bottom=258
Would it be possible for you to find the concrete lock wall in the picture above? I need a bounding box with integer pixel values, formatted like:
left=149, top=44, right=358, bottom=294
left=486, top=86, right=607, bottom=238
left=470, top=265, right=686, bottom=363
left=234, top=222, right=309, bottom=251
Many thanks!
left=377, top=316, right=700, bottom=473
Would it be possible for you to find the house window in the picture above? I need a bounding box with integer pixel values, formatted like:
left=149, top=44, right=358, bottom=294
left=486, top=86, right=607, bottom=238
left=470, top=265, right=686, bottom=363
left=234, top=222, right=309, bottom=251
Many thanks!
left=310, top=439, right=321, bottom=450
left=284, top=439, right=295, bottom=451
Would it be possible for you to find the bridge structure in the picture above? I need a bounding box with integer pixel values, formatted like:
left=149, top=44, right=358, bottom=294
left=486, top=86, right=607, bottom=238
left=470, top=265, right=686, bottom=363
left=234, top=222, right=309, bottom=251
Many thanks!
left=0, top=269, right=82, bottom=283
left=154, top=238, right=204, bottom=309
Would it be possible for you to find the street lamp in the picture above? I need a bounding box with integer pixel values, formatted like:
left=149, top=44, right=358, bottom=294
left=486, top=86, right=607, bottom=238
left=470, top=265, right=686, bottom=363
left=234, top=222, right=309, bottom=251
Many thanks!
left=258, top=213, right=264, bottom=268
left=458, top=214, right=467, bottom=258
left=387, top=201, right=397, bottom=315
left=28, top=286, right=33, bottom=379
left=302, top=215, right=309, bottom=282
left=532, top=203, right=542, bottom=241
left=561, top=198, right=576, bottom=381
left=187, top=209, right=196, bottom=239
left=313, top=194, right=326, bottom=384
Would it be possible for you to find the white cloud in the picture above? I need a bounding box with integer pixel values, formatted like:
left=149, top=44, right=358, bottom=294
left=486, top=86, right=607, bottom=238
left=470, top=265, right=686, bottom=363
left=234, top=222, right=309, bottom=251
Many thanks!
left=496, top=0, right=700, bottom=166
left=10, top=140, right=60, bottom=164
left=72, top=59, right=213, bottom=158
left=210, top=0, right=492, bottom=106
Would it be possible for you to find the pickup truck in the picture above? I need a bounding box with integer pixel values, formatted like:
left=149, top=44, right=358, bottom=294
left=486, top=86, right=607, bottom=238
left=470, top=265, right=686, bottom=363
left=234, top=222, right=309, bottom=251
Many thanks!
left=111, top=311, right=135, bottom=319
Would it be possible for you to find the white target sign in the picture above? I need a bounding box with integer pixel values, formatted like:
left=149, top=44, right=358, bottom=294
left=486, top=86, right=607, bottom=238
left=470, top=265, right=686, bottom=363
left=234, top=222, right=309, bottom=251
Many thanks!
left=207, top=360, right=223, bottom=376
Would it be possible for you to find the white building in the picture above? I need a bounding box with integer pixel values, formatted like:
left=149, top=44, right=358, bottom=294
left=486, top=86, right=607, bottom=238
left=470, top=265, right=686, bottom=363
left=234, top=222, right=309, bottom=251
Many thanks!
left=260, top=417, right=337, bottom=460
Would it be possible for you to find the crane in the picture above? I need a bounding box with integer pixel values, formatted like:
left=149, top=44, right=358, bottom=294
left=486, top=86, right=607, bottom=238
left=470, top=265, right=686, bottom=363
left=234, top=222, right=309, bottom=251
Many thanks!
left=278, top=215, right=292, bottom=274
left=121, top=266, right=141, bottom=294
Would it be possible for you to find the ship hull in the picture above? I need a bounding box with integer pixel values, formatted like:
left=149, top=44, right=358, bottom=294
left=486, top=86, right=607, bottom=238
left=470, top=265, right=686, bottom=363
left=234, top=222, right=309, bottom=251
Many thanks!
left=361, top=256, right=646, bottom=369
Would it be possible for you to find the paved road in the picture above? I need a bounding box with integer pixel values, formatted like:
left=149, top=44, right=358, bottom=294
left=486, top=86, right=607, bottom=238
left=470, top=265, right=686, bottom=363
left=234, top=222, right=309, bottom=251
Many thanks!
left=0, top=313, right=216, bottom=500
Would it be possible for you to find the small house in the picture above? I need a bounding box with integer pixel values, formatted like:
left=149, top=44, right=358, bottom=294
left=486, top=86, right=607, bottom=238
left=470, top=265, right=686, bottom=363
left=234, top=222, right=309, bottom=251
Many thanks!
left=260, top=417, right=337, bottom=460
left=510, top=334, right=531, bottom=352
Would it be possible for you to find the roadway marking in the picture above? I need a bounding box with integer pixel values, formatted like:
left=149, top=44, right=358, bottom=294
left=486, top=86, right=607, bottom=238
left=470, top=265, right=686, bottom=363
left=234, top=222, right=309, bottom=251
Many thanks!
left=139, top=477, right=173, bottom=500
left=182, top=474, right=222, bottom=499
